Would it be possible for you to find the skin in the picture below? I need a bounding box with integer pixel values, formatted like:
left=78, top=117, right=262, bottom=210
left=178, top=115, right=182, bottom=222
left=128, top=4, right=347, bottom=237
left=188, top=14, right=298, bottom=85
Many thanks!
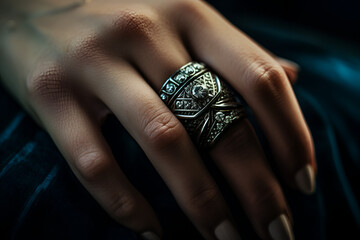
left=0, top=0, right=315, bottom=239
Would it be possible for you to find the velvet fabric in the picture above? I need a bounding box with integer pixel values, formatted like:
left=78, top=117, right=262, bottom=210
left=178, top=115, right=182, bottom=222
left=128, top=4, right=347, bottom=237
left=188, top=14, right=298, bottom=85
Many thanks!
left=1, top=5, right=359, bottom=240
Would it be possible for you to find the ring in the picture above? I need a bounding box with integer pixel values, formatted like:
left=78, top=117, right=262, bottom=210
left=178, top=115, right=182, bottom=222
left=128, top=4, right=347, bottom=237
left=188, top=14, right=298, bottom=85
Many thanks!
left=159, top=62, right=246, bottom=148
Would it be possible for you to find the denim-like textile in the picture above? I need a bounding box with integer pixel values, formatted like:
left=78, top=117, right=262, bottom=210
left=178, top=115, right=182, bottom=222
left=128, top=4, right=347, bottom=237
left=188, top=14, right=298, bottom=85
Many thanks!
left=1, top=12, right=359, bottom=240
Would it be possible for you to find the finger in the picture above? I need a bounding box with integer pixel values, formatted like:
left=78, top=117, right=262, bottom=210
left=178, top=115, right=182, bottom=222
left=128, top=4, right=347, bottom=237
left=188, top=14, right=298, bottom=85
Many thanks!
left=85, top=58, right=241, bottom=240
left=28, top=69, right=162, bottom=238
left=211, top=119, right=294, bottom=240
left=177, top=1, right=316, bottom=194
left=119, top=15, right=293, bottom=239
left=275, top=57, right=299, bottom=84
left=252, top=44, right=299, bottom=84
left=242, top=44, right=299, bottom=84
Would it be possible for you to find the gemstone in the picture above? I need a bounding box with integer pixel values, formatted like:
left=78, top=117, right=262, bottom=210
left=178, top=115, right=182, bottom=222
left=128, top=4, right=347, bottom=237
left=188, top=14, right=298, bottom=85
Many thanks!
left=160, top=93, right=167, bottom=101
left=224, top=115, right=232, bottom=123
left=175, top=100, right=183, bottom=108
left=216, top=123, right=224, bottom=130
left=165, top=83, right=176, bottom=93
left=174, top=73, right=186, bottom=83
left=184, top=101, right=192, bottom=109
left=185, top=66, right=195, bottom=74
left=191, top=84, right=209, bottom=99
left=214, top=112, right=225, bottom=122
left=184, top=85, right=191, bottom=94
left=193, top=63, right=204, bottom=70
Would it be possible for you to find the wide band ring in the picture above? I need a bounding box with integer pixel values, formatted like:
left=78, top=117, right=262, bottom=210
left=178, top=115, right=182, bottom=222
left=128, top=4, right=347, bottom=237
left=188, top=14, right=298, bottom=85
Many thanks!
left=159, top=62, right=246, bottom=148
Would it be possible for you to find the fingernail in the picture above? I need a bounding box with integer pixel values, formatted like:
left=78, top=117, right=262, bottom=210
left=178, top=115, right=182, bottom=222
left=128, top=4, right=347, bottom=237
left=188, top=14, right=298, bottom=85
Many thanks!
left=214, top=220, right=242, bottom=240
left=295, top=164, right=316, bottom=194
left=277, top=58, right=300, bottom=71
left=269, top=214, right=294, bottom=240
left=277, top=58, right=300, bottom=83
left=141, top=231, right=160, bottom=240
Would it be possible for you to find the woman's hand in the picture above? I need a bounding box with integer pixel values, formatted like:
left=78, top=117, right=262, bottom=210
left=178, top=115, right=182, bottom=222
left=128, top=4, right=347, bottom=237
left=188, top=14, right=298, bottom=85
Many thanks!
left=0, top=0, right=315, bottom=239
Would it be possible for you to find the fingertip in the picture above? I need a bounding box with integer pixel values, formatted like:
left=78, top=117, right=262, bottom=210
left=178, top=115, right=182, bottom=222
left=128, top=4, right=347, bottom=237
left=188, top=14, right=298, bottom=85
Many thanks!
left=141, top=231, right=161, bottom=240
left=214, top=220, right=242, bottom=240
left=277, top=58, right=300, bottom=71
left=294, top=164, right=316, bottom=195
left=276, top=57, right=300, bottom=84
left=268, top=214, right=295, bottom=240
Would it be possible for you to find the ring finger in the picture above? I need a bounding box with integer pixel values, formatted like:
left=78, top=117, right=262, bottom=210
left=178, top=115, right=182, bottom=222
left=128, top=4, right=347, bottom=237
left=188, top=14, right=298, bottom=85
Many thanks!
left=82, top=56, right=241, bottom=240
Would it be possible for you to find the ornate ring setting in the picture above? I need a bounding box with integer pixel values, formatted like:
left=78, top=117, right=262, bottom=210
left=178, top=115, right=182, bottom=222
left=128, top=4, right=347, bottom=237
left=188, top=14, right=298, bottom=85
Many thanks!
left=159, top=62, right=245, bottom=148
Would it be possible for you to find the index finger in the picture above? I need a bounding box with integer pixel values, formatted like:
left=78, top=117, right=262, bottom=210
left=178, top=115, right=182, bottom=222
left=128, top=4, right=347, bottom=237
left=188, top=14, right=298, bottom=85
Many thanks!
left=175, top=0, right=316, bottom=193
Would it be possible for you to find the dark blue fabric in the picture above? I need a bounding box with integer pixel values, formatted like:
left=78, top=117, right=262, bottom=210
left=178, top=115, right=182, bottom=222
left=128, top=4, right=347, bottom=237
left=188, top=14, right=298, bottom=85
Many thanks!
left=1, top=12, right=360, bottom=240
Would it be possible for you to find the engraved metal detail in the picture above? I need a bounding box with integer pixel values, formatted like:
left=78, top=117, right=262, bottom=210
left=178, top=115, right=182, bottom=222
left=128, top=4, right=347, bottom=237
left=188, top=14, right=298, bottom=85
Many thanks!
left=159, top=62, right=245, bottom=148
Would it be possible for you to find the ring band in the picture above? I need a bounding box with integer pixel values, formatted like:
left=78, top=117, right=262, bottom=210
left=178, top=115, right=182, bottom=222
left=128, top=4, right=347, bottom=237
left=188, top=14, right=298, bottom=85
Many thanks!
left=159, top=62, right=245, bottom=148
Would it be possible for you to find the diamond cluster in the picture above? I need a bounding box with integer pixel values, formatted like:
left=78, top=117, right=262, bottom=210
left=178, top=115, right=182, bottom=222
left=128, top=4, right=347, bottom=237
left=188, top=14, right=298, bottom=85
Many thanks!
left=160, top=62, right=205, bottom=103
left=206, top=109, right=243, bottom=144
left=175, top=100, right=198, bottom=110
left=159, top=62, right=245, bottom=148
left=172, top=71, right=218, bottom=118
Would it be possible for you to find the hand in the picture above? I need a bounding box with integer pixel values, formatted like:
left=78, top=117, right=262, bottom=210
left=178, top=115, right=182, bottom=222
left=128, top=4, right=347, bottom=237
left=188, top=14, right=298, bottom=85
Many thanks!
left=0, top=0, right=315, bottom=239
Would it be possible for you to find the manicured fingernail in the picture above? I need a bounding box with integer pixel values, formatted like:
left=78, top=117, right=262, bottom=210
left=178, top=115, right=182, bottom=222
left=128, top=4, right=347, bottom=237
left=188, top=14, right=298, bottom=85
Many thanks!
left=269, top=214, right=294, bottom=240
left=277, top=58, right=300, bottom=83
left=214, top=220, right=242, bottom=240
left=295, top=164, right=316, bottom=194
left=277, top=58, right=300, bottom=71
left=141, top=231, right=160, bottom=240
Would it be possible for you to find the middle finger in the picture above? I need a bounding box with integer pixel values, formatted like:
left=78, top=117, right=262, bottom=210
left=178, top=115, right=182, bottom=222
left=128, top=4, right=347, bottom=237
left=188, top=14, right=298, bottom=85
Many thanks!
left=126, top=12, right=294, bottom=240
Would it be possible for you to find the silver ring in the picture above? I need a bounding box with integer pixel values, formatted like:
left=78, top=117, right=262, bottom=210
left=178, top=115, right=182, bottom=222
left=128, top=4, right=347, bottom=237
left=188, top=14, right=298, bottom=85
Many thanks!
left=159, top=62, right=245, bottom=148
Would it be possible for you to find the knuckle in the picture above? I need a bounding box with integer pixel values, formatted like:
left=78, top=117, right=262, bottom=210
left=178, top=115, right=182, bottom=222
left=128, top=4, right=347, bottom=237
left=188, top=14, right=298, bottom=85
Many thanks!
left=67, top=34, right=103, bottom=63
left=247, top=61, right=287, bottom=96
left=142, top=107, right=184, bottom=149
left=74, top=150, right=110, bottom=182
left=188, top=184, right=221, bottom=212
left=112, top=9, right=159, bottom=41
left=26, top=64, right=75, bottom=115
left=109, top=193, right=138, bottom=221
left=26, top=65, right=65, bottom=102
